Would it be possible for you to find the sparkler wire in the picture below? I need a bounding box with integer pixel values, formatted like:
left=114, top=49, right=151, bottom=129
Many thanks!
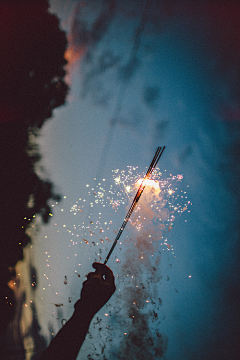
left=104, top=146, right=165, bottom=264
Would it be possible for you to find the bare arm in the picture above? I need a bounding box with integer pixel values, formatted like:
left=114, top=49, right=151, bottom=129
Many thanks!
left=37, top=263, right=115, bottom=360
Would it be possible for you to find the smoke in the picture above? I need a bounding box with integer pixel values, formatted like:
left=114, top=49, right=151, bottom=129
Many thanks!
left=74, top=170, right=188, bottom=359
left=100, top=180, right=175, bottom=359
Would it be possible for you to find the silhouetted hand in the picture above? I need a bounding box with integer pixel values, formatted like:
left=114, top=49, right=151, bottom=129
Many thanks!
left=38, top=263, right=115, bottom=360
left=80, top=262, right=116, bottom=317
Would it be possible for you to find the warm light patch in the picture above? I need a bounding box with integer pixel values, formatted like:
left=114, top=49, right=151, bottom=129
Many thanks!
left=137, top=178, right=161, bottom=194
left=64, top=43, right=86, bottom=65
left=8, top=280, right=16, bottom=289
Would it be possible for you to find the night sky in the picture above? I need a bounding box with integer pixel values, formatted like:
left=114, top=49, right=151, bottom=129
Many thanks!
left=6, top=1, right=240, bottom=359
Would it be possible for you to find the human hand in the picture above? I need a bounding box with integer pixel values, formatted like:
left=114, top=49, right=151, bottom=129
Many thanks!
left=80, top=262, right=116, bottom=316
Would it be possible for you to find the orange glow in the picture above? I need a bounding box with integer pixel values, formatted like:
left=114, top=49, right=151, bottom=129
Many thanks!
left=64, top=45, right=86, bottom=65
left=8, top=279, right=15, bottom=288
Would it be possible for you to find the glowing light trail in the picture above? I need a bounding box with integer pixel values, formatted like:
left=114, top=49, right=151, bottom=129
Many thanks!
left=104, top=146, right=165, bottom=264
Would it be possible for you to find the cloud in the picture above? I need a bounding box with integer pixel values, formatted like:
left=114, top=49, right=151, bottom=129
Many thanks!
left=65, top=0, right=116, bottom=65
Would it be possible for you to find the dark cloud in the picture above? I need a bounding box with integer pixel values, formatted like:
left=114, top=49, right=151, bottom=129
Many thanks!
left=117, top=56, right=140, bottom=82
left=67, top=0, right=116, bottom=59
left=143, top=86, right=160, bottom=107
left=81, top=51, right=121, bottom=103
left=154, top=120, right=169, bottom=142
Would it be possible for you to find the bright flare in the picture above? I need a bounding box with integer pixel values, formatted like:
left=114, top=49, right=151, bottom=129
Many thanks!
left=136, top=178, right=161, bottom=194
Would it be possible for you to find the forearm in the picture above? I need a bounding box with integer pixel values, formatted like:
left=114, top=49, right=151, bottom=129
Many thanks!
left=37, top=300, right=94, bottom=360
left=37, top=262, right=116, bottom=360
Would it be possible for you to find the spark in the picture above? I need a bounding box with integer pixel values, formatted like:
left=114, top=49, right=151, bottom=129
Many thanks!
left=36, top=164, right=190, bottom=327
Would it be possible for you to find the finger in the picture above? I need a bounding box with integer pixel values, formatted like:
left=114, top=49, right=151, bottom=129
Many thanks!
left=92, top=262, right=113, bottom=277
left=92, top=262, right=114, bottom=283
left=87, top=272, right=98, bottom=281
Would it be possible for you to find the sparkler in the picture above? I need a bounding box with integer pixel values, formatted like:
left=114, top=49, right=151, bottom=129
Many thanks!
left=104, top=147, right=165, bottom=264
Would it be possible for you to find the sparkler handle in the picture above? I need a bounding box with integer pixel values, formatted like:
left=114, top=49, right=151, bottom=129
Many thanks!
left=104, top=146, right=165, bottom=264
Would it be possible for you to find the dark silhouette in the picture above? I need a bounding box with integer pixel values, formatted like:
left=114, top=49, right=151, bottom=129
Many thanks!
left=37, top=263, right=116, bottom=360
left=0, top=0, right=68, bottom=358
left=0, top=0, right=68, bottom=127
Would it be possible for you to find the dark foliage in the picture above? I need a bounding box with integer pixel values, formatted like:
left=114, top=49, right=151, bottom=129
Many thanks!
left=0, top=0, right=68, bottom=126
left=0, top=1, right=68, bottom=357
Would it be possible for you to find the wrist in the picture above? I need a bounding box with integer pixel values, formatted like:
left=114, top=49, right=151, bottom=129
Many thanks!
left=74, top=299, right=95, bottom=323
